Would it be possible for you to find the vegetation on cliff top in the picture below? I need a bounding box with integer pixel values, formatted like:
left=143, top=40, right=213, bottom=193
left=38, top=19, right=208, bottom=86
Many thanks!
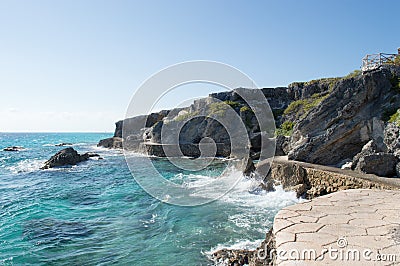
left=175, top=110, right=199, bottom=122
left=275, top=120, right=294, bottom=136
left=389, top=109, right=400, bottom=126
left=283, top=92, right=329, bottom=120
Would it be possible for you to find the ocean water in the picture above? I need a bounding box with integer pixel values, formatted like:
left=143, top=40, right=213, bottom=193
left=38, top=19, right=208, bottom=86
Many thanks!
left=0, top=133, right=299, bottom=265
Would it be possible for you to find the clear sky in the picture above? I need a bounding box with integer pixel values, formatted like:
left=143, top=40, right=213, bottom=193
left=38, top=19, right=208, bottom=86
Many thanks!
left=0, top=0, right=399, bottom=132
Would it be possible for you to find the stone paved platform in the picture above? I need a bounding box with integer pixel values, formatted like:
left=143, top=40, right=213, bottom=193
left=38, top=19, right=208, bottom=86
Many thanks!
left=273, top=189, right=400, bottom=265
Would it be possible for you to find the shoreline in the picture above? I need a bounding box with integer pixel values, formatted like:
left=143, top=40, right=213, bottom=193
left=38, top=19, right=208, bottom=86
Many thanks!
left=210, top=157, right=400, bottom=265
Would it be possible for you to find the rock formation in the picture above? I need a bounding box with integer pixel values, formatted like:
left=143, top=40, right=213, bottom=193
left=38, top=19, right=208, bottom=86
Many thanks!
left=3, top=146, right=25, bottom=151
left=289, top=68, right=400, bottom=166
left=99, top=65, right=400, bottom=177
left=55, top=143, right=72, bottom=147
left=41, top=148, right=100, bottom=169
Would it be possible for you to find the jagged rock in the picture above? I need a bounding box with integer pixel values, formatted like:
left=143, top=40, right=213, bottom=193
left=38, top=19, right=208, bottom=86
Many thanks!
left=275, top=135, right=290, bottom=156
left=3, top=146, right=25, bottom=151
left=55, top=143, right=72, bottom=147
left=97, top=137, right=122, bottom=149
left=41, top=148, right=90, bottom=169
left=396, top=163, right=400, bottom=178
left=355, top=153, right=399, bottom=177
left=351, top=139, right=398, bottom=177
left=352, top=139, right=387, bottom=169
left=81, top=152, right=101, bottom=159
left=385, top=122, right=400, bottom=156
left=243, top=157, right=255, bottom=176
left=289, top=68, right=400, bottom=165
left=211, top=228, right=275, bottom=265
left=255, top=159, right=309, bottom=197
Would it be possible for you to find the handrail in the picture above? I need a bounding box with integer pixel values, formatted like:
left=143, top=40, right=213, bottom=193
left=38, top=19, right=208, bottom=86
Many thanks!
left=362, top=53, right=397, bottom=72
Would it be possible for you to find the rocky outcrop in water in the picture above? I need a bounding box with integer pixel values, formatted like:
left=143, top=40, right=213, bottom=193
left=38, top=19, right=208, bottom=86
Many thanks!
left=41, top=148, right=99, bottom=169
left=55, top=143, right=72, bottom=147
left=3, top=146, right=25, bottom=151
left=211, top=228, right=275, bottom=266
left=97, top=137, right=123, bottom=149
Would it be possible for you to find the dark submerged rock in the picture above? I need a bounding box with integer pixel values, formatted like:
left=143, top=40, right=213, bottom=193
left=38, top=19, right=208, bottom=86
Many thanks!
left=3, top=146, right=25, bottom=151
left=55, top=143, right=72, bottom=147
left=24, top=218, right=93, bottom=245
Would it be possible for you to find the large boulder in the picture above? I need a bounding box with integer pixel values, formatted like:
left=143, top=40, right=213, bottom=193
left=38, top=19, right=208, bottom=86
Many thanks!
left=385, top=122, right=400, bottom=156
left=289, top=68, right=400, bottom=165
left=41, top=148, right=94, bottom=169
left=355, top=153, right=399, bottom=177
left=351, top=139, right=387, bottom=168
left=351, top=139, right=399, bottom=177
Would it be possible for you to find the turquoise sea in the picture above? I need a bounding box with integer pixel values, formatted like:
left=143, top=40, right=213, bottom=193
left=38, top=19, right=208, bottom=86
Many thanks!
left=0, top=133, right=299, bottom=265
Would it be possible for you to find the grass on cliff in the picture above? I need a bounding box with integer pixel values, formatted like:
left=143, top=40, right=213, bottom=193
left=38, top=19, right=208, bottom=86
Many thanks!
left=385, top=55, right=400, bottom=66
left=207, top=100, right=243, bottom=117
left=175, top=111, right=199, bottom=122
left=344, top=70, right=361, bottom=79
left=239, top=106, right=253, bottom=113
left=389, top=109, right=400, bottom=126
left=283, top=92, right=329, bottom=118
left=275, top=120, right=294, bottom=136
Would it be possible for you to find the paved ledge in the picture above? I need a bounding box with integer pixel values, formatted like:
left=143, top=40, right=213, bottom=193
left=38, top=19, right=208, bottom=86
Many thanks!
left=274, top=189, right=400, bottom=265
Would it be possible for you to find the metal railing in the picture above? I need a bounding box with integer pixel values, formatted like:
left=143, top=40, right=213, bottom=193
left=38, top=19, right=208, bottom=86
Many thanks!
left=362, top=53, right=398, bottom=72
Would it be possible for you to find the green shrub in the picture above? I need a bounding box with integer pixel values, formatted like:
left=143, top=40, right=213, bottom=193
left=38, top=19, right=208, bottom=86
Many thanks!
left=208, top=102, right=229, bottom=117
left=239, top=106, right=252, bottom=113
left=395, top=55, right=400, bottom=66
left=345, top=70, right=361, bottom=79
left=224, top=100, right=241, bottom=108
left=389, top=109, right=400, bottom=126
left=276, top=120, right=294, bottom=136
left=283, top=99, right=306, bottom=115
left=175, top=111, right=199, bottom=122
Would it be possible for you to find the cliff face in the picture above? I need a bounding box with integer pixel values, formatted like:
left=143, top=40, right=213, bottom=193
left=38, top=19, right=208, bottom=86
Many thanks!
left=99, top=84, right=330, bottom=157
left=289, top=67, right=400, bottom=166
left=99, top=66, right=400, bottom=176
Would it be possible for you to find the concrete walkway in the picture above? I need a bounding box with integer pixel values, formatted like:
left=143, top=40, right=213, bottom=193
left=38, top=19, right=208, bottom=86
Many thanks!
left=273, top=189, right=400, bottom=265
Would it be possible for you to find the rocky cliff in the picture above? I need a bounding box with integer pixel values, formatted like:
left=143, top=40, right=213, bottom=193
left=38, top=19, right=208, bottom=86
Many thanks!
left=99, top=66, right=400, bottom=177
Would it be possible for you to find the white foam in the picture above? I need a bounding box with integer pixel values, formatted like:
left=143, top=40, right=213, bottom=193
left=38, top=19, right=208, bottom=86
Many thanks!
left=205, top=239, right=264, bottom=266
left=202, top=168, right=300, bottom=259
left=7, top=159, right=46, bottom=174
left=207, top=238, right=264, bottom=254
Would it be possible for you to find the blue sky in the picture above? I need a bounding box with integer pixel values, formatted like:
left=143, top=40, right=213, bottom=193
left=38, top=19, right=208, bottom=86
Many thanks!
left=0, top=0, right=399, bottom=132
